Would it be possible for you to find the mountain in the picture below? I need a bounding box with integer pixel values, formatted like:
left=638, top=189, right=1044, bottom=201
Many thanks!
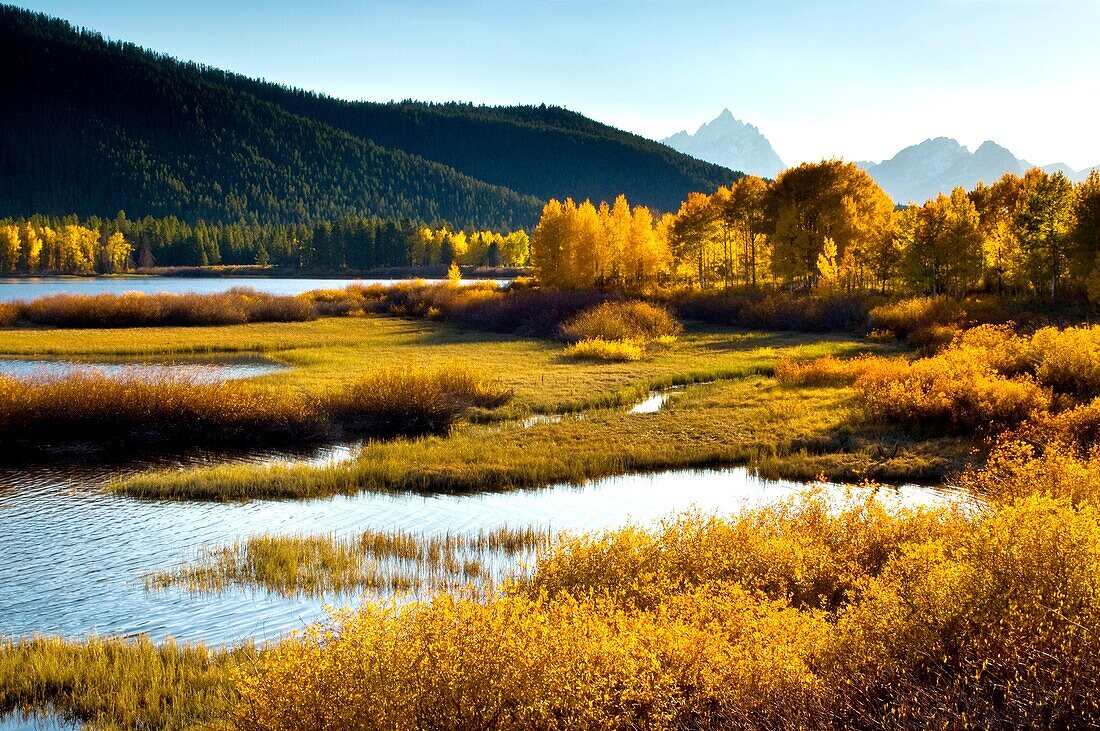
left=212, top=81, right=739, bottom=212
left=661, top=110, right=785, bottom=179
left=859, top=137, right=1099, bottom=204
left=1040, top=162, right=1100, bottom=182
left=0, top=6, right=736, bottom=230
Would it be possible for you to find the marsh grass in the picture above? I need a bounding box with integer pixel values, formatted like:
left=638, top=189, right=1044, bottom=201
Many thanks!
left=147, top=526, right=555, bottom=598
left=0, top=635, right=250, bottom=731
left=9, top=289, right=316, bottom=328
left=0, top=367, right=510, bottom=451
left=563, top=337, right=645, bottom=362
left=0, top=372, right=322, bottom=449
left=114, top=377, right=965, bottom=501
left=328, top=368, right=512, bottom=434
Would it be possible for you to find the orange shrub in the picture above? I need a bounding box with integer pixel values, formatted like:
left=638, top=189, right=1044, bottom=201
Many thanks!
left=853, top=350, right=1050, bottom=431
left=775, top=354, right=891, bottom=387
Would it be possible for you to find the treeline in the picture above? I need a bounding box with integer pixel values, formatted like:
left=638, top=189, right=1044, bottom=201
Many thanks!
left=533, top=161, right=1100, bottom=301
left=0, top=221, right=130, bottom=274
left=0, top=213, right=529, bottom=273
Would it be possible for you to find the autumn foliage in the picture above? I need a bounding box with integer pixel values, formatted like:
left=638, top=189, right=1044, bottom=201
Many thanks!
left=235, top=442, right=1100, bottom=729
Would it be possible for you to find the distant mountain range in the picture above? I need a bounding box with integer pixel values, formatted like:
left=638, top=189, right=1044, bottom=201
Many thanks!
left=661, top=110, right=785, bottom=179
left=0, top=5, right=736, bottom=230
left=858, top=138, right=1100, bottom=204
left=661, top=109, right=1097, bottom=205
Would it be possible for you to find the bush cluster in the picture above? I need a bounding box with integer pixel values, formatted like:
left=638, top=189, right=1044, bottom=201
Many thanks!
left=781, top=323, right=1100, bottom=433
left=559, top=301, right=682, bottom=344
left=236, top=445, right=1100, bottom=729
left=675, top=288, right=876, bottom=333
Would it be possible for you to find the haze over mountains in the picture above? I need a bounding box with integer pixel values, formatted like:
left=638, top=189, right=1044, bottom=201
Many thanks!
left=663, top=111, right=1097, bottom=205
left=858, top=138, right=1100, bottom=204
left=0, top=5, right=735, bottom=230
left=661, top=110, right=785, bottom=180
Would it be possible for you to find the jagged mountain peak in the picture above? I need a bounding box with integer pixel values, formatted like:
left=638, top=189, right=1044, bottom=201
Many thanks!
left=860, top=136, right=1097, bottom=203
left=661, top=110, right=785, bottom=179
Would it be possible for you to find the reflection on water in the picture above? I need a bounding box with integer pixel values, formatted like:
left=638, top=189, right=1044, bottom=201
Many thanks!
left=628, top=386, right=685, bottom=414
left=0, top=714, right=76, bottom=731
left=0, top=276, right=510, bottom=303
left=0, top=357, right=285, bottom=383
left=0, top=447, right=967, bottom=648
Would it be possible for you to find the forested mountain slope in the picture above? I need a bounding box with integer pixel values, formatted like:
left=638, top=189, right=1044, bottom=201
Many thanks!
left=0, top=5, right=737, bottom=229
left=0, top=6, right=540, bottom=229
left=211, top=77, right=739, bottom=211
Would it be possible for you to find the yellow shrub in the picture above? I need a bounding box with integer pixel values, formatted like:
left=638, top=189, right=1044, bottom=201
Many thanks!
left=235, top=451, right=1100, bottom=730
left=563, top=338, right=645, bottom=362
left=853, top=350, right=1050, bottom=431
left=1029, top=325, right=1100, bottom=400
left=959, top=439, right=1100, bottom=506
left=775, top=354, right=891, bottom=386
left=560, top=301, right=682, bottom=344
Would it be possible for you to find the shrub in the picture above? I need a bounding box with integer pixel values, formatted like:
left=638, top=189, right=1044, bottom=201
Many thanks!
left=236, top=478, right=1100, bottom=730
left=0, top=302, right=16, bottom=327
left=853, top=350, right=1050, bottom=432
left=775, top=354, right=888, bottom=387
left=560, top=301, right=682, bottom=344
left=675, top=288, right=875, bottom=333
left=948, top=323, right=1035, bottom=376
left=959, top=439, right=1100, bottom=506
left=352, top=281, right=610, bottom=336
left=563, top=338, right=645, bottom=362
left=867, top=295, right=964, bottom=340
left=1029, top=325, right=1100, bottom=401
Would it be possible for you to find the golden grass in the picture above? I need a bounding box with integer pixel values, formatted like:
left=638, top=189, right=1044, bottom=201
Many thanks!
left=0, top=367, right=510, bottom=450
left=0, top=635, right=250, bottom=731
left=563, top=337, right=645, bottom=362
left=147, top=526, right=554, bottom=598
left=9, top=289, right=316, bottom=328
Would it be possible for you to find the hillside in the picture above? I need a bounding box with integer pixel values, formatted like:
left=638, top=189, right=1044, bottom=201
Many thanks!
left=0, top=6, right=549, bottom=230
left=206, top=76, right=738, bottom=211
left=0, top=6, right=737, bottom=230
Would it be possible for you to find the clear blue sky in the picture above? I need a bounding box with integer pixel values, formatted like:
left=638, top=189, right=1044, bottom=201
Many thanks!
left=12, top=0, right=1100, bottom=168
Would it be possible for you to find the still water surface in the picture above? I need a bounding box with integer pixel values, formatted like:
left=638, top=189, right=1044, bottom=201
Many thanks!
left=0, top=357, right=285, bottom=382
left=0, top=453, right=965, bottom=648
left=0, top=276, right=506, bottom=302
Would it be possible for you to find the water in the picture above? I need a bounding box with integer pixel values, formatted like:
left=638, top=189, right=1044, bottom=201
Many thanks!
left=0, top=454, right=965, bottom=648
left=0, top=276, right=509, bottom=303
left=0, top=357, right=285, bottom=383
left=628, top=386, right=685, bottom=414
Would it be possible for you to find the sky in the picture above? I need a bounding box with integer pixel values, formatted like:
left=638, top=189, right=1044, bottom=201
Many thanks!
left=12, top=0, right=1100, bottom=168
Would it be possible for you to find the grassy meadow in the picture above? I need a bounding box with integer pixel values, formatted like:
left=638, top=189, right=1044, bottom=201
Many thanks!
left=9, top=287, right=1099, bottom=730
